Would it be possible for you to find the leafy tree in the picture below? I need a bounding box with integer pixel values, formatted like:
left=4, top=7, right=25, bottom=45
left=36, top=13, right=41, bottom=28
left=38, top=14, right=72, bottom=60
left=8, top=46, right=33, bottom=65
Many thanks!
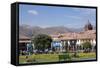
left=82, top=41, right=92, bottom=52
left=32, top=34, right=52, bottom=53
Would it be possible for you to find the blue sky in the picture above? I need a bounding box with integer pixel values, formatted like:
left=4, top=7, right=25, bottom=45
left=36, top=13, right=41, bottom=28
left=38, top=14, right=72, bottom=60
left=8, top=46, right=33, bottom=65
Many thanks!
left=19, top=4, right=96, bottom=28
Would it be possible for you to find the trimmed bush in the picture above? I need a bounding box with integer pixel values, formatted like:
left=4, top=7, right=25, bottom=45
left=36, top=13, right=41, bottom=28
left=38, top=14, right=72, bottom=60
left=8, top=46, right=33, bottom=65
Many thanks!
left=82, top=41, right=92, bottom=53
left=59, top=53, right=71, bottom=61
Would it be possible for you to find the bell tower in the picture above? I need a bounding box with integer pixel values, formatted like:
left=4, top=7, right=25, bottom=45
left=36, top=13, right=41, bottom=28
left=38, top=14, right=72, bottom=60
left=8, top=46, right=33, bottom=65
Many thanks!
left=84, top=20, right=93, bottom=31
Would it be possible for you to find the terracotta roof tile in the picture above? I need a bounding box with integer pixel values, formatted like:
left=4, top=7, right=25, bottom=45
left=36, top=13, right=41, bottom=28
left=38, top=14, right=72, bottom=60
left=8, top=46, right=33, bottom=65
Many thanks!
left=50, top=30, right=96, bottom=40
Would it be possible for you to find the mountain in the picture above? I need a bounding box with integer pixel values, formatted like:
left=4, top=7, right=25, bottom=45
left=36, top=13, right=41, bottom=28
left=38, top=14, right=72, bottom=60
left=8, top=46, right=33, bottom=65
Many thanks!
left=19, top=25, right=84, bottom=37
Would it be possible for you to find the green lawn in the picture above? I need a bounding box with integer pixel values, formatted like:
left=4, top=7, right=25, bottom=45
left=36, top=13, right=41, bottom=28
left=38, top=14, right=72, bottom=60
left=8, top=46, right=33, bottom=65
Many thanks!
left=19, top=52, right=96, bottom=64
left=78, top=53, right=96, bottom=58
left=19, top=54, right=60, bottom=64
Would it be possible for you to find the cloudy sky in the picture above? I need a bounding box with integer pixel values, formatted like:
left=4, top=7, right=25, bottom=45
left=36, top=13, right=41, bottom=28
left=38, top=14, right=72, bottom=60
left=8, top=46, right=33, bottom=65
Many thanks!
left=19, top=4, right=96, bottom=28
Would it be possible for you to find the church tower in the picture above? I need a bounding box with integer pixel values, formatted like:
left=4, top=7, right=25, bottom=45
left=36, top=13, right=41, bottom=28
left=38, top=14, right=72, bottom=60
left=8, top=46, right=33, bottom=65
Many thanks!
left=84, top=20, right=93, bottom=31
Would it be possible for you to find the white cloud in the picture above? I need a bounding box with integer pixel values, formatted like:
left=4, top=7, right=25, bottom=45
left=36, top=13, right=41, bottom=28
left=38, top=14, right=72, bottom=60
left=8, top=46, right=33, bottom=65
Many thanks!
left=28, top=10, right=38, bottom=15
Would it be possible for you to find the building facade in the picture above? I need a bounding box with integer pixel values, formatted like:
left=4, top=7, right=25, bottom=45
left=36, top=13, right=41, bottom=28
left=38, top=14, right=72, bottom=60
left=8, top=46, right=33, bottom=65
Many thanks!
left=19, top=22, right=96, bottom=54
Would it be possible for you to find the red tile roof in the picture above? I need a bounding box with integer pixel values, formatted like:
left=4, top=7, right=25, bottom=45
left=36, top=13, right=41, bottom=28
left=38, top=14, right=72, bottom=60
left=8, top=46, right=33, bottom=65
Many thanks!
left=50, top=30, right=96, bottom=40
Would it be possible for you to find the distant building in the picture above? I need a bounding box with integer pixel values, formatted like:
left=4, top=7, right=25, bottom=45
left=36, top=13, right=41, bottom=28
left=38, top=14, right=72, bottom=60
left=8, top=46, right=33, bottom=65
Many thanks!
left=84, top=20, right=93, bottom=31
left=50, top=20, right=96, bottom=52
left=19, top=20, right=96, bottom=53
left=19, top=35, right=31, bottom=51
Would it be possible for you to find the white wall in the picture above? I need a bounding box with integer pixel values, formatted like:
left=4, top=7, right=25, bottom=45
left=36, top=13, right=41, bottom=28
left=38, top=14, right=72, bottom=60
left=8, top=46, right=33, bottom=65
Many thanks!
left=0, top=0, right=99, bottom=68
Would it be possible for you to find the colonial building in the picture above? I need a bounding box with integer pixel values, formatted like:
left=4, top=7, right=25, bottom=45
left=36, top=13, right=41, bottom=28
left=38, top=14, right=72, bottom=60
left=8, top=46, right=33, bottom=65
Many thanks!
left=19, top=35, right=31, bottom=51
left=50, top=21, right=96, bottom=52
left=19, top=21, right=96, bottom=53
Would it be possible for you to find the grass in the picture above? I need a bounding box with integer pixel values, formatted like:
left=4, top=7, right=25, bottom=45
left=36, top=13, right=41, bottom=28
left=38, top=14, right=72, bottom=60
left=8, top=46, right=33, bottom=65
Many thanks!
left=19, top=54, right=59, bottom=64
left=78, top=52, right=96, bottom=58
left=19, top=52, right=96, bottom=64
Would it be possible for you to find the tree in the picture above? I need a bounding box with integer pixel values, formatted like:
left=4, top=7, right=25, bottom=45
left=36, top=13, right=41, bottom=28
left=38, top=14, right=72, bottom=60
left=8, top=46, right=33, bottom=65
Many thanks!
left=32, top=34, right=52, bottom=53
left=82, top=41, right=92, bottom=52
